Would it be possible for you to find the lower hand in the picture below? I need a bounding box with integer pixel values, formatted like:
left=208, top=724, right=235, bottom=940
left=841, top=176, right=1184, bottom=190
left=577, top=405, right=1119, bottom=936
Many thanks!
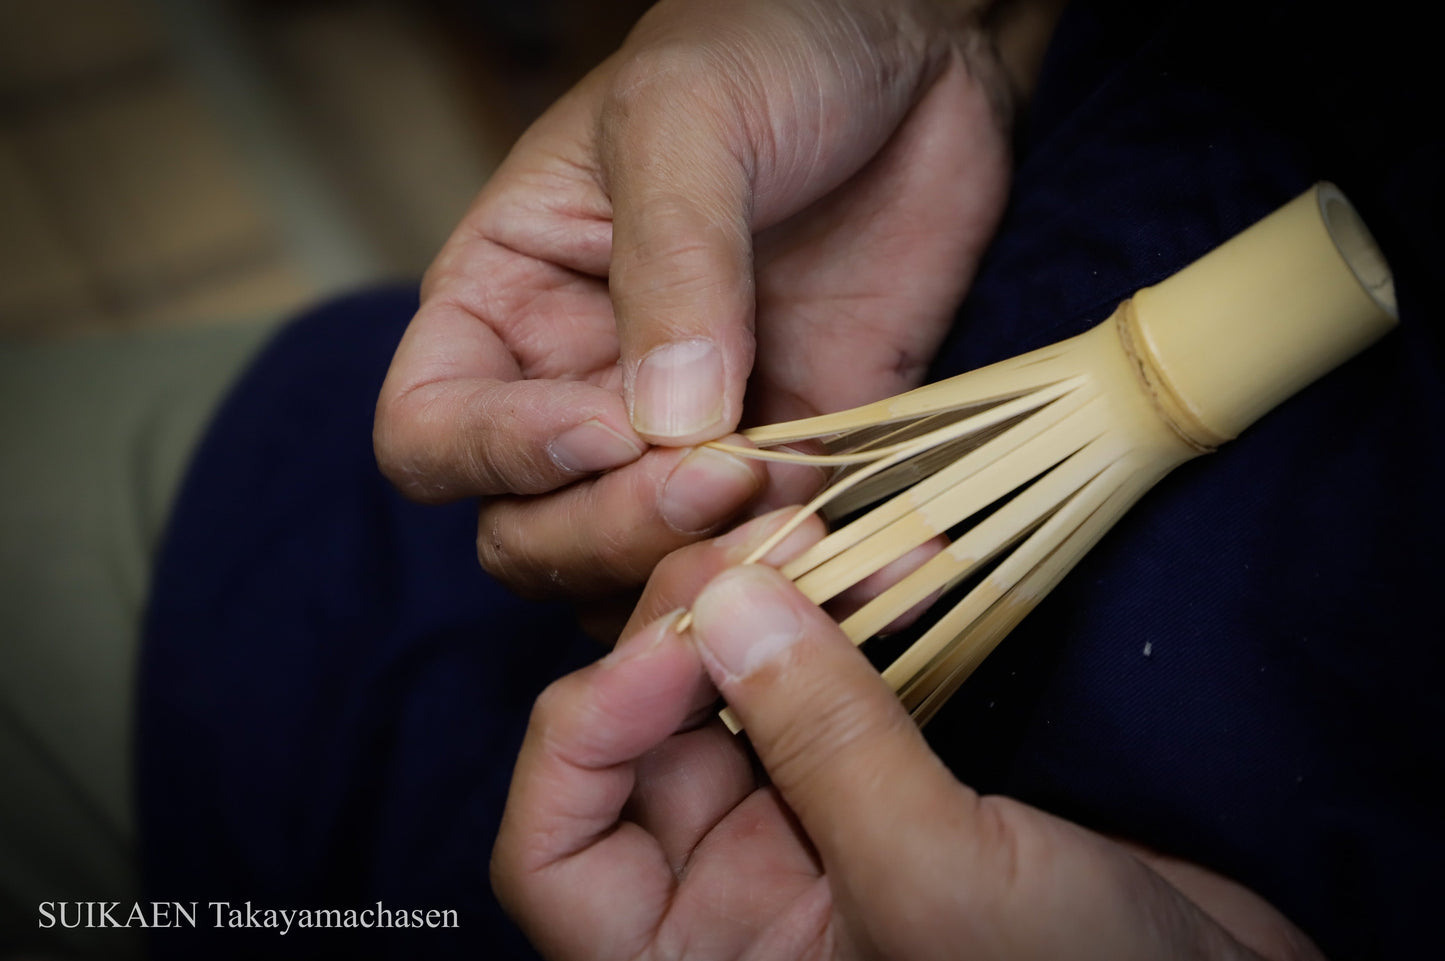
left=492, top=513, right=1324, bottom=960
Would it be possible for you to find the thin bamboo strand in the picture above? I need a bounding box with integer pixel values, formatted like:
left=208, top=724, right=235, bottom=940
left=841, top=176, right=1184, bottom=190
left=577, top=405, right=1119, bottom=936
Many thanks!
left=738, top=341, right=1079, bottom=447
left=789, top=395, right=1110, bottom=602
left=903, top=458, right=1168, bottom=726
left=731, top=381, right=1087, bottom=572
left=879, top=453, right=1134, bottom=702
left=778, top=382, right=1092, bottom=581
left=825, top=407, right=983, bottom=457
left=826, top=407, right=971, bottom=456
left=710, top=407, right=1021, bottom=467
left=820, top=417, right=1039, bottom=521
left=817, top=409, right=999, bottom=509
left=828, top=429, right=1118, bottom=636
left=817, top=386, right=1088, bottom=521
left=703, top=443, right=924, bottom=467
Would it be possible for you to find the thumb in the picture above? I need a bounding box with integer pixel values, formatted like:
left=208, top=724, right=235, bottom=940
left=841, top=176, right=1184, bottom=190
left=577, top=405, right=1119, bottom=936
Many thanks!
left=602, top=75, right=755, bottom=446
left=687, top=563, right=967, bottom=870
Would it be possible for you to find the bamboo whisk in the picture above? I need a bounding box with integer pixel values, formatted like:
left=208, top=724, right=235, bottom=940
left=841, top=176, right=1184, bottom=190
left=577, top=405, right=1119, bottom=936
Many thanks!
left=703, top=183, right=1398, bottom=730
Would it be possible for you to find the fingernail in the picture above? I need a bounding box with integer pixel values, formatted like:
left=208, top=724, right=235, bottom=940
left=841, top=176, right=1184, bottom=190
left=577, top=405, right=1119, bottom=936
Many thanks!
left=632, top=340, right=724, bottom=439
left=659, top=447, right=760, bottom=533
left=549, top=419, right=645, bottom=474
left=691, top=566, right=802, bottom=680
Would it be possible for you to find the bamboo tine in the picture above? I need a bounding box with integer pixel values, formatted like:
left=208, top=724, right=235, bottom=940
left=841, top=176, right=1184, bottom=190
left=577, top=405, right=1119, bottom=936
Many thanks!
left=738, top=344, right=1075, bottom=448
left=826, top=408, right=977, bottom=457
left=903, top=459, right=1164, bottom=725
left=813, top=380, right=1088, bottom=520
left=789, top=395, right=1108, bottom=599
left=695, top=184, right=1398, bottom=736
left=881, top=455, right=1133, bottom=704
left=831, top=430, right=1119, bottom=638
left=733, top=382, right=1087, bottom=570
left=779, top=382, right=1090, bottom=580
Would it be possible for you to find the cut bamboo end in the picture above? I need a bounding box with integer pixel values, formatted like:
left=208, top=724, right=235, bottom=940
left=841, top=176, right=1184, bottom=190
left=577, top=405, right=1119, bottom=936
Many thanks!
left=1128, top=182, right=1398, bottom=442
left=687, top=182, right=1396, bottom=734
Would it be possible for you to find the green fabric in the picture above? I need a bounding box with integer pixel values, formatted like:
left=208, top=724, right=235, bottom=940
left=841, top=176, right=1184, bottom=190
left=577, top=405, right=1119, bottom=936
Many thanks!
left=0, top=318, right=278, bottom=956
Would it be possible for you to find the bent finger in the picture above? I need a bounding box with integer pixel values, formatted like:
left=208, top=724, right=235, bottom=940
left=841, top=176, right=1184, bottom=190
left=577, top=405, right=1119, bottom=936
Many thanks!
left=492, top=613, right=707, bottom=959
left=376, top=293, right=643, bottom=503
left=477, top=438, right=767, bottom=600
left=620, top=510, right=828, bottom=870
left=380, top=375, right=644, bottom=502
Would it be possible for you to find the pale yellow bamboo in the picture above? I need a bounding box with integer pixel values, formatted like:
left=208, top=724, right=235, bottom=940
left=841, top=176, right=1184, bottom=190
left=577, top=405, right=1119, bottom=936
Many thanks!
left=816, top=379, right=1089, bottom=520
left=833, top=432, right=1123, bottom=641
left=693, top=182, right=1398, bottom=733
left=731, top=381, right=1088, bottom=574
left=779, top=382, right=1090, bottom=581
left=903, top=457, right=1166, bottom=726
left=738, top=345, right=1076, bottom=448
left=793, top=398, right=1110, bottom=607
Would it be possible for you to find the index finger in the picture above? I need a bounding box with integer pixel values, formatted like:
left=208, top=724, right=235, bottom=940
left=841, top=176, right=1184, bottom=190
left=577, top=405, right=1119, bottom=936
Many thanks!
left=376, top=285, right=645, bottom=502
left=491, top=613, right=707, bottom=960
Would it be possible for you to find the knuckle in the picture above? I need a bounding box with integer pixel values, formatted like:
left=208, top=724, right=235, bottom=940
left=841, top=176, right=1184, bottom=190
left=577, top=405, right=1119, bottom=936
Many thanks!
left=581, top=514, right=656, bottom=589
left=474, top=508, right=510, bottom=579
left=761, top=683, right=891, bottom=797
left=612, top=226, right=743, bottom=304
left=530, top=671, right=613, bottom=769
left=475, top=456, right=689, bottom=601
left=603, top=45, right=710, bottom=123
left=379, top=376, right=580, bottom=503
left=563, top=497, right=661, bottom=595
left=372, top=398, right=450, bottom=504
left=471, top=381, right=574, bottom=496
left=476, top=504, right=563, bottom=600
left=968, top=795, right=1027, bottom=900
left=562, top=462, right=667, bottom=587
left=529, top=675, right=577, bottom=731
left=486, top=847, right=522, bottom=917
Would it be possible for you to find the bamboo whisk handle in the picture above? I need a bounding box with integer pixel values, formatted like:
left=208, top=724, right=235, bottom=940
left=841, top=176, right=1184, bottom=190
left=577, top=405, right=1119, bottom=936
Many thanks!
left=1124, top=182, right=1398, bottom=445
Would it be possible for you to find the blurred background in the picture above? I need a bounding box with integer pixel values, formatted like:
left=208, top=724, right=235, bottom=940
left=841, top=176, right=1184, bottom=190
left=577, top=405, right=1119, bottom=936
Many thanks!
left=0, top=0, right=653, bottom=340
left=2, top=4, right=657, bottom=955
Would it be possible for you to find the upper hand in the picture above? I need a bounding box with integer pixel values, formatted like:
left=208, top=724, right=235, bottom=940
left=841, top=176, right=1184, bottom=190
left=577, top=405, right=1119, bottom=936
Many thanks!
left=372, top=0, right=1013, bottom=626
left=491, top=512, right=1324, bottom=961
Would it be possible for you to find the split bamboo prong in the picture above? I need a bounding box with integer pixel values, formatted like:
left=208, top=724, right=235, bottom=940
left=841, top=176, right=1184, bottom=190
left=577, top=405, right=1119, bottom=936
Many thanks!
left=688, top=183, right=1398, bottom=733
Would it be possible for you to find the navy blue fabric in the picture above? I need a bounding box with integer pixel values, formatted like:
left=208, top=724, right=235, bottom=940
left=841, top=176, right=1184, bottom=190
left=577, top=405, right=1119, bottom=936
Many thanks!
left=138, top=288, right=591, bottom=958
left=922, top=1, right=1442, bottom=958
left=139, top=1, right=1441, bottom=958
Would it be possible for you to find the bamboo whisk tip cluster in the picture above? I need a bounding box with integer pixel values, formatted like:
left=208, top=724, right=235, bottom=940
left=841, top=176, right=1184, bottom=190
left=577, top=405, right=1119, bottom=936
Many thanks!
left=680, top=182, right=1396, bottom=732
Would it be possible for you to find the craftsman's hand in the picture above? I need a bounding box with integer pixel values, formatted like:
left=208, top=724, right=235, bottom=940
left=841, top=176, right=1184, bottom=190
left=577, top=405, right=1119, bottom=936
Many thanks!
left=492, top=513, right=1324, bottom=961
left=373, top=0, right=1013, bottom=628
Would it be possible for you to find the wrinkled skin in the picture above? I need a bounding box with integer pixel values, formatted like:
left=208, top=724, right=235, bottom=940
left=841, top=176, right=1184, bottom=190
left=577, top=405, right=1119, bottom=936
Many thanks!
left=491, top=512, right=1326, bottom=961
left=373, top=0, right=1012, bottom=633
